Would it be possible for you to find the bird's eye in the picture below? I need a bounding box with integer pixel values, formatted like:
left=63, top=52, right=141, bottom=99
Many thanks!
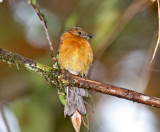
left=78, top=32, right=82, bottom=35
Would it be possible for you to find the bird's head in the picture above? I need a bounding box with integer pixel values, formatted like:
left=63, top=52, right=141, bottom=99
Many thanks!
left=61, top=27, right=94, bottom=41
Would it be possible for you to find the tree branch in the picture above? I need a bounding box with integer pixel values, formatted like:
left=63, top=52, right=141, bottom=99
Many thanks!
left=0, top=48, right=160, bottom=108
left=64, top=72, right=160, bottom=108
left=28, top=0, right=56, bottom=63
left=0, top=48, right=60, bottom=86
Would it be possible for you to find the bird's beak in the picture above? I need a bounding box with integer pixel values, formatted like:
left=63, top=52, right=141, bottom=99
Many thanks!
left=82, top=34, right=94, bottom=39
left=88, top=34, right=94, bottom=38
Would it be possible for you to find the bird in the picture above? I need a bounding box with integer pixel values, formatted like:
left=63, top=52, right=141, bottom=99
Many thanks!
left=58, top=27, right=93, bottom=132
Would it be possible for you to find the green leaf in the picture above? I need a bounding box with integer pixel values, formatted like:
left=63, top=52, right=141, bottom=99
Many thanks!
left=31, top=0, right=37, bottom=5
left=59, top=92, right=66, bottom=105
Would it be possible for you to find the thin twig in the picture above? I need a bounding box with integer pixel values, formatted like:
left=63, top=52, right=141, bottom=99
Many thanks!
left=28, top=0, right=56, bottom=63
left=1, top=48, right=160, bottom=108
left=137, top=33, right=157, bottom=93
left=150, top=0, right=160, bottom=63
left=138, top=0, right=160, bottom=93
left=0, top=102, right=11, bottom=132
left=96, top=0, right=150, bottom=59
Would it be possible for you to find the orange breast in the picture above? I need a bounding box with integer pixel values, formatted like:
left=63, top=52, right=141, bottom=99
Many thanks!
left=58, top=34, right=93, bottom=76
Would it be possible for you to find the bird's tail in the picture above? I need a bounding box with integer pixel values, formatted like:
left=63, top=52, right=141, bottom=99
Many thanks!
left=64, top=87, right=88, bottom=116
left=64, top=87, right=88, bottom=132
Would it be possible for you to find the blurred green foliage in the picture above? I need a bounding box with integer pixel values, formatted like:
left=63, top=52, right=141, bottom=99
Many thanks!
left=0, top=0, right=159, bottom=132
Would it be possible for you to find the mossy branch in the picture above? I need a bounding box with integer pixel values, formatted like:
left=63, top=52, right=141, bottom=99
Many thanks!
left=1, top=48, right=160, bottom=108
left=0, top=48, right=53, bottom=72
left=0, top=48, right=60, bottom=86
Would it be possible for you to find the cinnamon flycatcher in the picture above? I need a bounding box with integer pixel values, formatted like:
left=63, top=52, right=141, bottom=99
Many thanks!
left=58, top=27, right=93, bottom=132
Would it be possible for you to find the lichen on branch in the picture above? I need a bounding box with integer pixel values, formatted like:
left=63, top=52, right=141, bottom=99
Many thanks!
left=1, top=48, right=160, bottom=109
left=0, top=48, right=61, bottom=86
